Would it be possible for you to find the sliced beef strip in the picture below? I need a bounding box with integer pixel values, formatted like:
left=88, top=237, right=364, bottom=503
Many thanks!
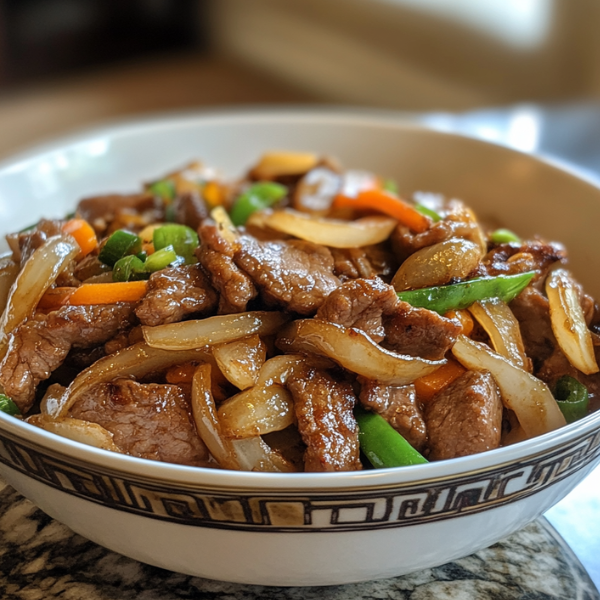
left=136, top=264, right=218, bottom=327
left=358, top=378, right=427, bottom=450
left=6, top=219, right=64, bottom=266
left=0, top=304, right=135, bottom=413
left=172, top=192, right=209, bottom=230
left=196, top=222, right=258, bottom=314
left=330, top=244, right=397, bottom=283
left=69, top=379, right=210, bottom=467
left=476, top=240, right=566, bottom=282
left=234, top=236, right=340, bottom=315
left=287, top=367, right=361, bottom=472
left=424, top=370, right=503, bottom=460
left=316, top=278, right=398, bottom=342
left=383, top=302, right=461, bottom=361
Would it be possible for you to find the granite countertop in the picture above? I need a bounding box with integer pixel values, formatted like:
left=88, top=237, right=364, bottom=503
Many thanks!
left=0, top=479, right=597, bottom=600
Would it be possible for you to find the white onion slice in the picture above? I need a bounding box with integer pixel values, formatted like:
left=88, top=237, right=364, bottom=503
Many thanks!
left=231, top=437, right=295, bottom=472
left=392, top=238, right=482, bottom=292
left=452, top=335, right=566, bottom=437
left=58, top=342, right=211, bottom=417
left=468, top=298, right=530, bottom=371
left=143, top=311, right=288, bottom=351
left=546, top=269, right=599, bottom=375
left=27, top=414, right=122, bottom=453
left=278, top=319, right=443, bottom=385
left=0, top=235, right=79, bottom=348
left=256, top=354, right=335, bottom=386
left=212, top=334, right=266, bottom=390
left=259, top=208, right=397, bottom=248
left=218, top=384, right=295, bottom=439
left=191, top=363, right=240, bottom=470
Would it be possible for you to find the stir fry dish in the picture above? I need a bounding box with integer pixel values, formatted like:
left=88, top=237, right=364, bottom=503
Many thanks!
left=0, top=151, right=598, bottom=472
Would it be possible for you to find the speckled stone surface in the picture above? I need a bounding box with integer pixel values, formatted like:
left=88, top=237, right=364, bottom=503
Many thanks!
left=0, top=480, right=597, bottom=600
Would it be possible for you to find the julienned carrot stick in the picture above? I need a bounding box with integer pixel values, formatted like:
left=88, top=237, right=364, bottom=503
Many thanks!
left=67, top=281, right=148, bottom=305
left=332, top=189, right=430, bottom=233
left=413, top=359, right=466, bottom=402
left=62, top=219, right=98, bottom=257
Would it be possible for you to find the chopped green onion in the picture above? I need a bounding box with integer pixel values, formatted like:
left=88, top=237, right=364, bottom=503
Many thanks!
left=153, top=224, right=199, bottom=264
left=382, top=179, right=398, bottom=194
left=98, top=230, right=142, bottom=267
left=0, top=394, right=20, bottom=417
left=397, top=271, right=536, bottom=314
left=144, top=245, right=179, bottom=272
left=490, top=228, right=521, bottom=244
left=230, top=182, right=287, bottom=226
left=113, top=255, right=148, bottom=282
left=415, top=204, right=442, bottom=222
left=355, top=406, right=427, bottom=468
left=554, top=376, right=589, bottom=423
left=149, top=179, right=176, bottom=202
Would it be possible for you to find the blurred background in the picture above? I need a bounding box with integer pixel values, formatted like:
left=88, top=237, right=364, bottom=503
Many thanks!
left=0, top=0, right=598, bottom=585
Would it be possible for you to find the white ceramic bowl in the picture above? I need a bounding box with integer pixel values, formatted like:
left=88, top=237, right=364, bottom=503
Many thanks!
left=0, top=110, right=599, bottom=587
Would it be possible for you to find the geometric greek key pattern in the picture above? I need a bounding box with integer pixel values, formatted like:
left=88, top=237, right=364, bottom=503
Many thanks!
left=0, top=428, right=599, bottom=532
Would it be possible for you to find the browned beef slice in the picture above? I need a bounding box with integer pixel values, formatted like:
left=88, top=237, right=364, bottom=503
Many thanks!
left=0, top=304, right=134, bottom=413
left=424, top=370, right=503, bottom=460
left=478, top=240, right=566, bottom=281
left=6, top=219, right=64, bottom=266
left=172, top=192, right=209, bottom=230
left=330, top=244, right=397, bottom=282
left=77, top=193, right=160, bottom=228
left=359, top=378, right=427, bottom=450
left=287, top=367, right=361, bottom=472
left=196, top=222, right=258, bottom=314
left=136, top=264, right=217, bottom=326
left=69, top=379, right=210, bottom=467
left=383, top=302, right=461, bottom=360
left=509, top=287, right=556, bottom=368
left=234, top=236, right=340, bottom=315
left=316, top=278, right=398, bottom=342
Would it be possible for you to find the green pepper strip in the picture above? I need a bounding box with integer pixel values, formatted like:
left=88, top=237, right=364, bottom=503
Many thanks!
left=355, top=406, right=427, bottom=468
left=144, top=246, right=180, bottom=272
left=397, top=271, right=536, bottom=315
left=490, top=228, right=521, bottom=244
left=415, top=204, right=442, bottom=222
left=554, top=376, right=589, bottom=424
left=149, top=179, right=176, bottom=202
left=0, top=394, right=20, bottom=417
left=113, top=255, right=149, bottom=282
left=153, top=224, right=199, bottom=264
left=230, top=182, right=287, bottom=226
left=382, top=179, right=399, bottom=194
left=98, top=230, right=142, bottom=267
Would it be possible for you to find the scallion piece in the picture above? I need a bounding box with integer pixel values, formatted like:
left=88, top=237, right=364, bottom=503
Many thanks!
left=554, top=376, right=589, bottom=423
left=230, top=182, right=287, bottom=226
left=144, top=245, right=180, bottom=272
left=113, top=255, right=148, bottom=282
left=0, top=394, right=20, bottom=417
left=98, top=230, right=142, bottom=267
left=490, top=228, right=521, bottom=244
left=397, top=271, right=535, bottom=314
left=356, top=406, right=427, bottom=468
left=153, top=224, right=199, bottom=264
left=415, top=204, right=442, bottom=222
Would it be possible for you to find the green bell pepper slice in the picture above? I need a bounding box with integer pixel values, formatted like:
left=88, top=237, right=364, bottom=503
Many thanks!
left=397, top=271, right=536, bottom=314
left=98, top=230, right=142, bottom=267
left=356, top=406, right=428, bottom=468
left=112, top=255, right=149, bottom=282
left=144, top=245, right=181, bottom=272
left=153, top=224, right=199, bottom=264
left=490, top=228, right=521, bottom=244
left=554, top=376, right=589, bottom=423
left=0, top=394, right=20, bottom=417
left=230, top=182, right=287, bottom=226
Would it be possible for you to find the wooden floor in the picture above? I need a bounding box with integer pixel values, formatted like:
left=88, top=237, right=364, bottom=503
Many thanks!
left=0, top=52, right=314, bottom=160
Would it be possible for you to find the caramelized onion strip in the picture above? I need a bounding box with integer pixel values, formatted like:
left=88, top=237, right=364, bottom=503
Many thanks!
left=231, top=436, right=295, bottom=472
left=468, top=298, right=530, bottom=371
left=278, top=320, right=444, bottom=385
left=546, top=269, right=599, bottom=375
left=143, top=312, right=288, bottom=351
left=212, top=334, right=266, bottom=390
left=259, top=208, right=397, bottom=248
left=57, top=342, right=211, bottom=417
left=452, top=335, right=566, bottom=437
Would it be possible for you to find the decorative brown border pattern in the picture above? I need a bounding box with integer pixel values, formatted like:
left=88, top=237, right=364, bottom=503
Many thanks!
left=0, top=429, right=599, bottom=532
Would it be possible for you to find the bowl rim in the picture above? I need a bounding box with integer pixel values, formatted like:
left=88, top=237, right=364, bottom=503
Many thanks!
left=1, top=106, right=600, bottom=491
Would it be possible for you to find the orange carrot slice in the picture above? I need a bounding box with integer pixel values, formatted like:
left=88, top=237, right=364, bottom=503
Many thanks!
left=67, top=281, right=148, bottom=305
left=413, top=359, right=466, bottom=403
left=62, top=219, right=98, bottom=257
